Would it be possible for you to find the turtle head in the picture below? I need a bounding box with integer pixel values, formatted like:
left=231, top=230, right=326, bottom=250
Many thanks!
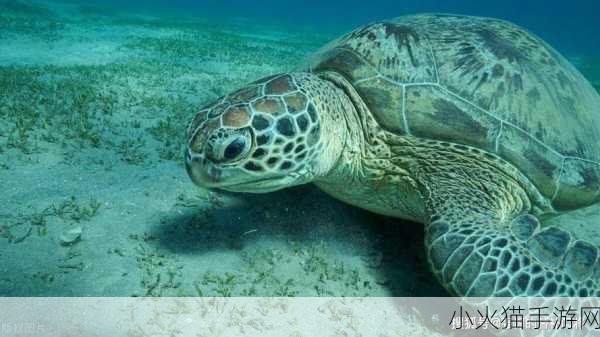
left=185, top=72, right=347, bottom=193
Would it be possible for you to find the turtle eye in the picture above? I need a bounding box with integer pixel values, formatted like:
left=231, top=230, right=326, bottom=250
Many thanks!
left=206, top=128, right=253, bottom=164
left=224, top=136, right=246, bottom=160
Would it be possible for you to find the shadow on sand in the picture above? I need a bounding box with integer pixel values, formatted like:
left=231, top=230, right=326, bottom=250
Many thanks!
left=152, top=184, right=449, bottom=296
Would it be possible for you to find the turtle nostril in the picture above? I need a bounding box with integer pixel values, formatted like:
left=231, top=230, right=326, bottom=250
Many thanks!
left=224, top=136, right=246, bottom=160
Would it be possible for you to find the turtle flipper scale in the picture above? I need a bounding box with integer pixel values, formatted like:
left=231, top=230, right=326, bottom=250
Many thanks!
left=426, top=210, right=600, bottom=297
left=407, top=139, right=600, bottom=297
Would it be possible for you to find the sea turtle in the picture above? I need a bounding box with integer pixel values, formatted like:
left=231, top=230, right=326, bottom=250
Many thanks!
left=184, top=14, right=600, bottom=297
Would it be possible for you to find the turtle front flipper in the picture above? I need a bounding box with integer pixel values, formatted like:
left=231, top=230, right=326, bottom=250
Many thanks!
left=403, top=139, right=600, bottom=297
left=425, top=200, right=600, bottom=297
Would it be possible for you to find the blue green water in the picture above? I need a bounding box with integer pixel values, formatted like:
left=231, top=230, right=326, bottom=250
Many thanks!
left=89, top=0, right=600, bottom=55
left=0, top=0, right=598, bottom=297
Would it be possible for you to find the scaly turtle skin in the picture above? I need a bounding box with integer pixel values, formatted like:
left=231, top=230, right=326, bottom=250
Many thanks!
left=185, top=14, right=600, bottom=297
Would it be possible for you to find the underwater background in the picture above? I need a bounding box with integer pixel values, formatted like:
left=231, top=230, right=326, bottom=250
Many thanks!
left=0, top=0, right=598, bottom=297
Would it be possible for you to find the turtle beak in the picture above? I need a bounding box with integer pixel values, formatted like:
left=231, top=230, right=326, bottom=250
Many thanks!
left=185, top=148, right=292, bottom=193
left=185, top=151, right=227, bottom=188
left=186, top=147, right=260, bottom=191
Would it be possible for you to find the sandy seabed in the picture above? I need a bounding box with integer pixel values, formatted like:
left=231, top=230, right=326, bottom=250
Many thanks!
left=0, top=0, right=598, bottom=301
left=0, top=0, right=449, bottom=298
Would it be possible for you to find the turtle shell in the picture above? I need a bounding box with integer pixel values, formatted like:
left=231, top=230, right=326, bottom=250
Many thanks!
left=310, top=14, right=600, bottom=210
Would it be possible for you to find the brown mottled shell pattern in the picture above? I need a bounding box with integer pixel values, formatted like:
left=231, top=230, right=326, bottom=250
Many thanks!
left=310, top=14, right=600, bottom=210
